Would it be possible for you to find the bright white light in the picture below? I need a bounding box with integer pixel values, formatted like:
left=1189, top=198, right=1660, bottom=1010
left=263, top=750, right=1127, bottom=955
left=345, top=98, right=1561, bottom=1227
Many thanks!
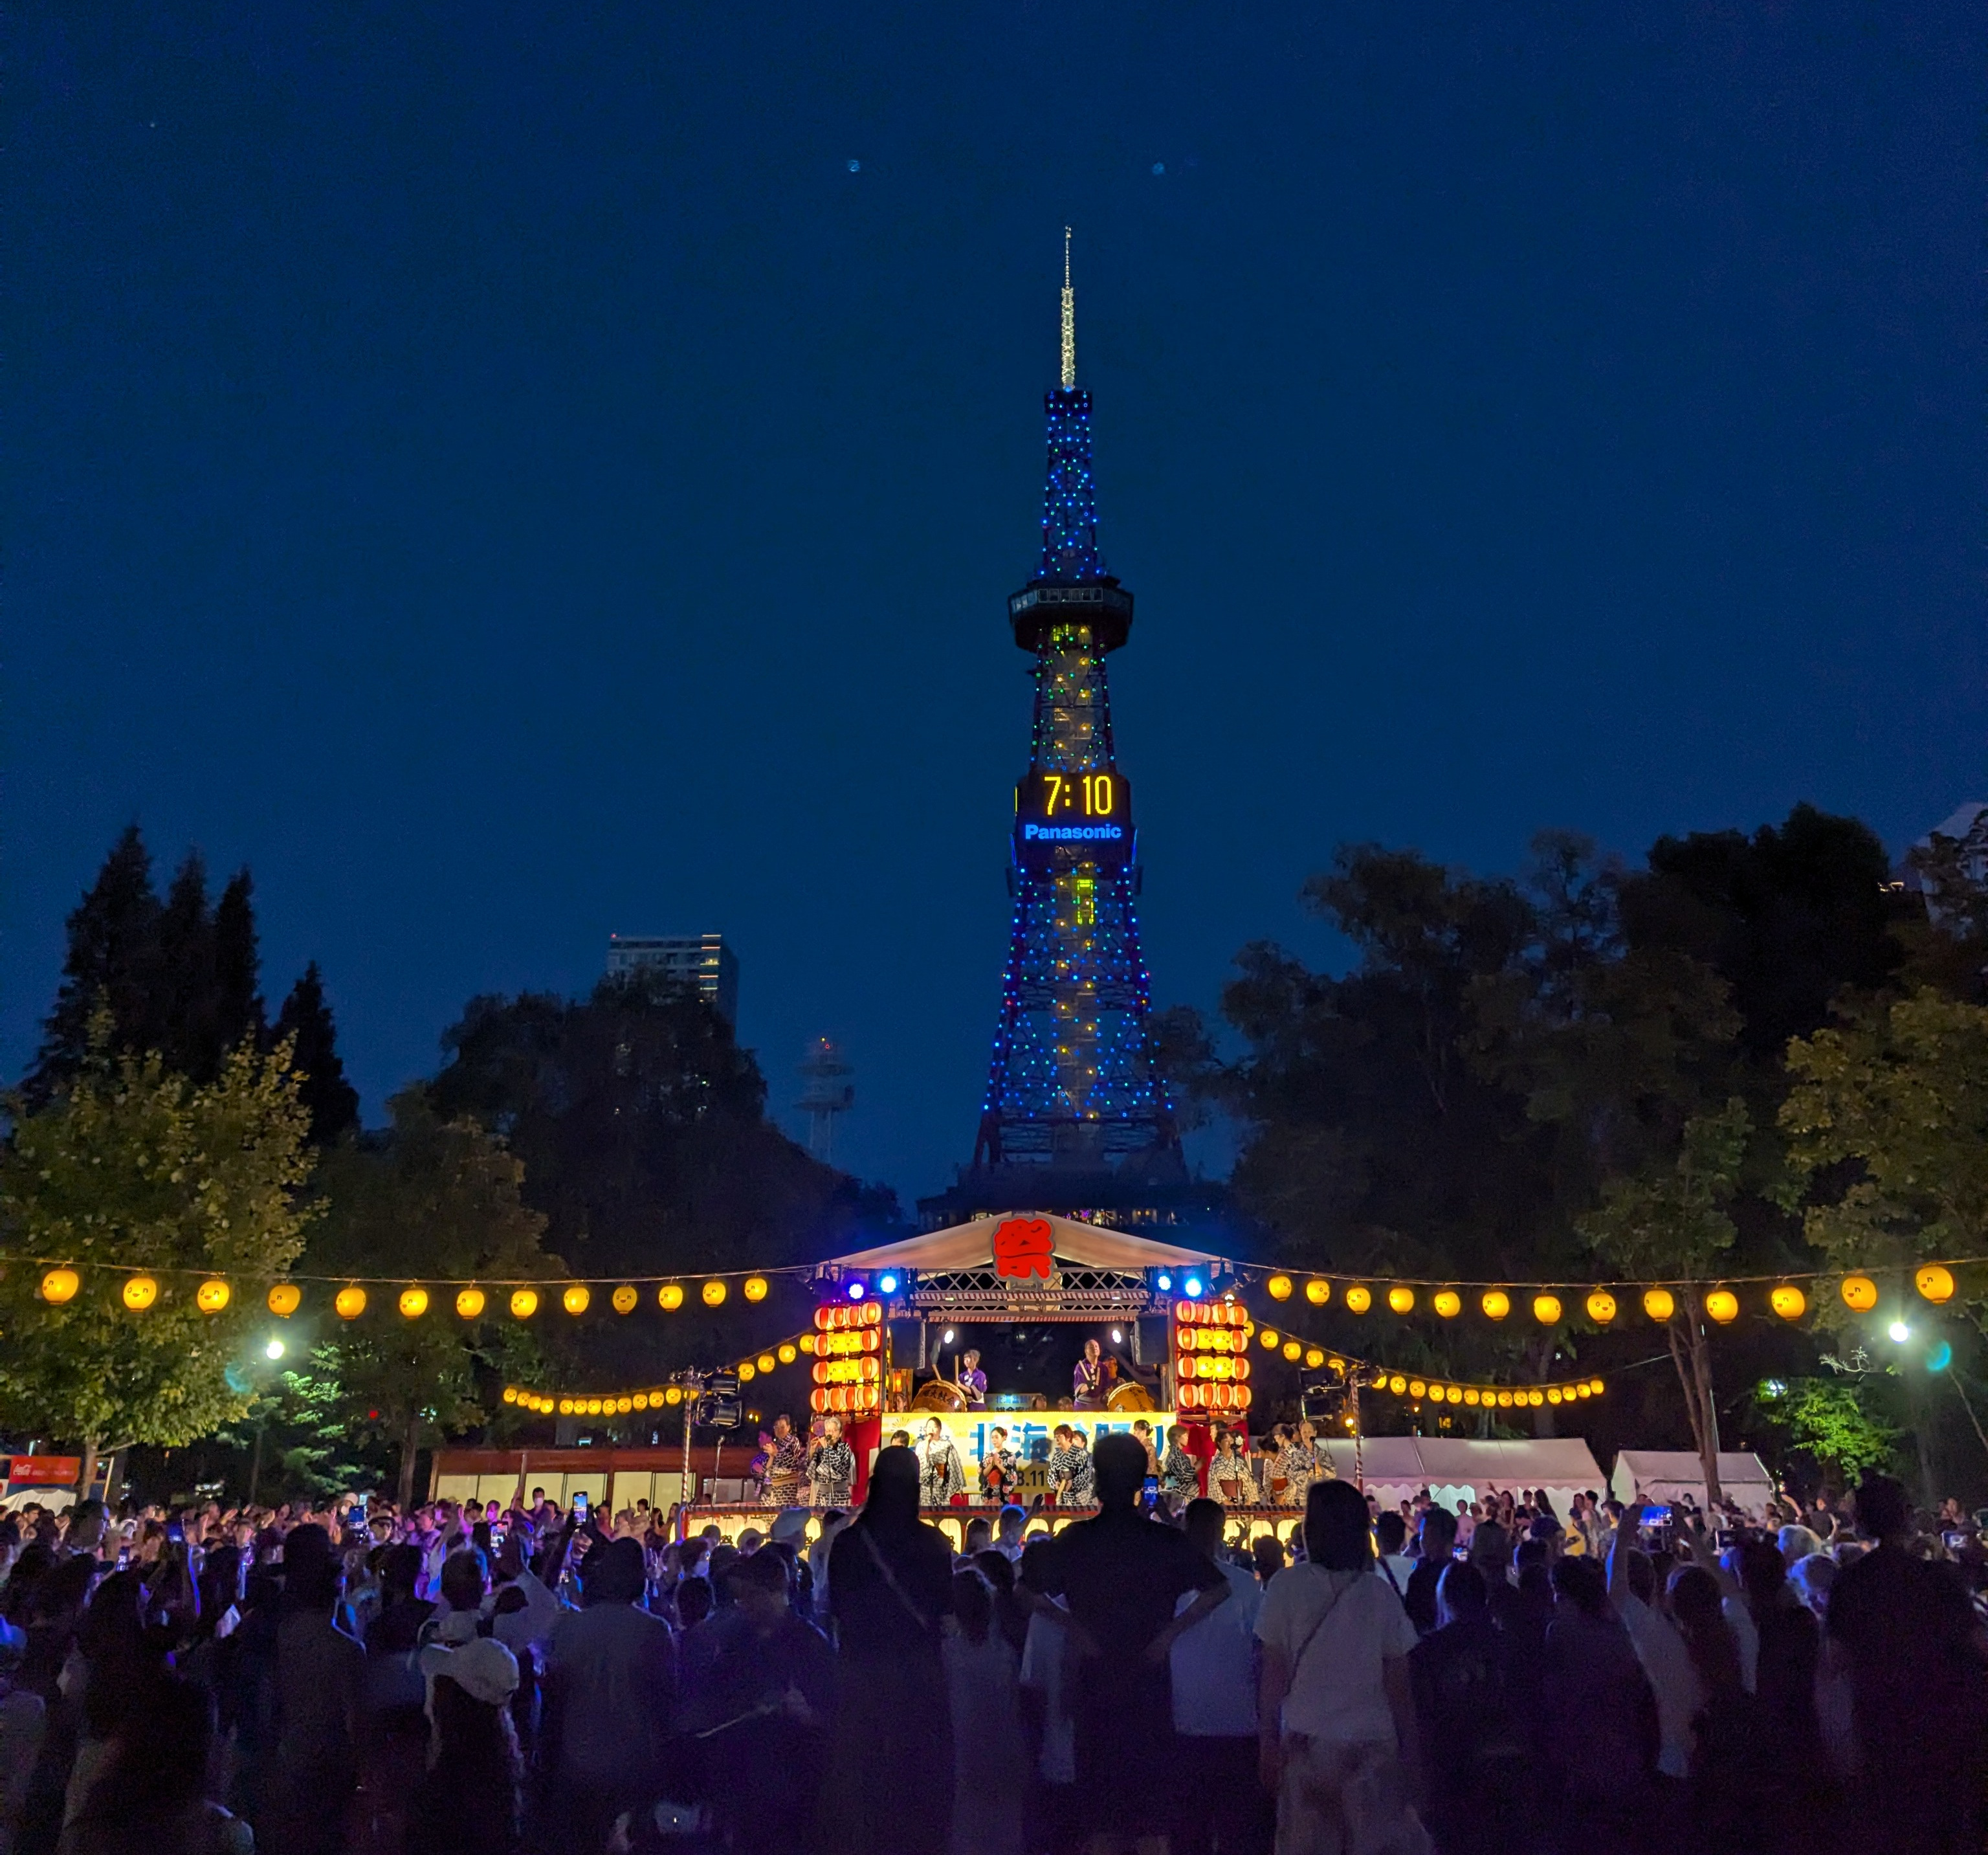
left=942, top=1329, right=956, bottom=1345
left=264, top=1338, right=285, bottom=1361
left=879, top=1273, right=899, bottom=1294
left=1184, top=1276, right=1205, bottom=1299
left=846, top=1280, right=865, bottom=1301
left=1156, top=1274, right=1172, bottom=1292
left=1110, top=1327, right=1124, bottom=1344
left=1888, top=1320, right=1910, bottom=1344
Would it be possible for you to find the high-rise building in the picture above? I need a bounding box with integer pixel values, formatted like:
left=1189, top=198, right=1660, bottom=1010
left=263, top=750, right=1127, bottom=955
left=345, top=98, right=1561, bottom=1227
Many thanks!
left=924, top=237, right=1207, bottom=1230
left=604, top=933, right=739, bottom=1025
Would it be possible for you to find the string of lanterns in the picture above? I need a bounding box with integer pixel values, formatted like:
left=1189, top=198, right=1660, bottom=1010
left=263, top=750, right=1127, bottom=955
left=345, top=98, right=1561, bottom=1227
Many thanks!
left=28, top=1265, right=784, bottom=1320
left=1255, top=1265, right=1969, bottom=1322
left=501, top=1326, right=819, bottom=1416
left=1250, top=1320, right=1604, bottom=1408
left=16, top=1254, right=1974, bottom=1325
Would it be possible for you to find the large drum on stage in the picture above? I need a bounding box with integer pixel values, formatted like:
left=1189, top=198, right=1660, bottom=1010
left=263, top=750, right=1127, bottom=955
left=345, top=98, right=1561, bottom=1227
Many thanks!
left=910, top=1379, right=967, bottom=1413
left=1107, top=1381, right=1155, bottom=1412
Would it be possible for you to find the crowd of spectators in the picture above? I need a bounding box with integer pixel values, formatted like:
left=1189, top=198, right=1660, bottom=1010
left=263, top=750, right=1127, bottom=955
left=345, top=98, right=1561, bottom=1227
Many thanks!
left=0, top=1447, right=1981, bottom=1855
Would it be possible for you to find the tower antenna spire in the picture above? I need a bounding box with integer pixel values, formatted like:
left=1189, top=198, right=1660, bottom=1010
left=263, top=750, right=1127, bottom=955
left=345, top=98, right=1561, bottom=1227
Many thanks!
left=1059, top=227, right=1076, bottom=390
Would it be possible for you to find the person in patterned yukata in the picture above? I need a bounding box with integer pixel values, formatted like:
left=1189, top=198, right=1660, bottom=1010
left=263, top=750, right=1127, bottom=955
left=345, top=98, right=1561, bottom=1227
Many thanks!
left=978, top=1426, right=1019, bottom=1504
left=762, top=1414, right=807, bottom=1507
left=806, top=1414, right=856, bottom=1508
left=1044, top=1425, right=1096, bottom=1507
left=1160, top=1424, right=1204, bottom=1509
left=917, top=1417, right=966, bottom=1507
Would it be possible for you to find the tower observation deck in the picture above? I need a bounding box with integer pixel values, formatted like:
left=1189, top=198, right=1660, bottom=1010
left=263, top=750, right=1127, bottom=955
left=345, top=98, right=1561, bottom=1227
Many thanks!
left=924, top=236, right=1202, bottom=1228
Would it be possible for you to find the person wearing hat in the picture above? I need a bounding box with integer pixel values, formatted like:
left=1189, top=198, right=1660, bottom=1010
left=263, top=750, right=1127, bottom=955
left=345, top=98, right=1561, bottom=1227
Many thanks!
left=412, top=1634, right=524, bottom=1852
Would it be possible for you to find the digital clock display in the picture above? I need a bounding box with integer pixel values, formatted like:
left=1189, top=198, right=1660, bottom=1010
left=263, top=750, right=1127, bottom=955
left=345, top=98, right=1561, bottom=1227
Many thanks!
left=1013, top=770, right=1134, bottom=868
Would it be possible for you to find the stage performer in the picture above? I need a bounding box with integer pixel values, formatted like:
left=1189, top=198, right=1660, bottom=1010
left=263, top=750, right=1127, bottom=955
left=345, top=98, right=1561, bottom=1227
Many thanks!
left=1159, top=1425, right=1202, bottom=1508
left=978, top=1426, right=1018, bottom=1504
left=807, top=1414, right=856, bottom=1509
left=1210, top=1427, right=1257, bottom=1509
left=1071, top=1337, right=1106, bottom=1410
left=763, top=1414, right=807, bottom=1507
left=918, top=1417, right=966, bottom=1507
left=1046, top=1425, right=1096, bottom=1506
left=955, top=1348, right=989, bottom=1410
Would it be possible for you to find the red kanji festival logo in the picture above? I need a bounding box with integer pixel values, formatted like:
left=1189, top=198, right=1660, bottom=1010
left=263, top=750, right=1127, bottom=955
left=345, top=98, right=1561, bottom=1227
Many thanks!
left=992, top=1216, right=1055, bottom=1280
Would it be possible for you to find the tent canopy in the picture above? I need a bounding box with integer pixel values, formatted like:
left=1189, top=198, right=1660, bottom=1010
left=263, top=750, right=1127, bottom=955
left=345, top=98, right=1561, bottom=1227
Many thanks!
left=1610, top=1450, right=1775, bottom=1511
left=822, top=1213, right=1223, bottom=1275
left=1314, top=1436, right=1606, bottom=1511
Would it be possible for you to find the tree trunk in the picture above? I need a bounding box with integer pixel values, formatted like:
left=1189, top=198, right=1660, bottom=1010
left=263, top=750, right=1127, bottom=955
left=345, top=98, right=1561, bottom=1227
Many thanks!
left=78, top=1438, right=100, bottom=1504
left=397, top=1414, right=421, bottom=1511
left=1529, top=1337, right=1558, bottom=1438
left=247, top=1423, right=266, bottom=1507
left=1665, top=1315, right=1723, bottom=1507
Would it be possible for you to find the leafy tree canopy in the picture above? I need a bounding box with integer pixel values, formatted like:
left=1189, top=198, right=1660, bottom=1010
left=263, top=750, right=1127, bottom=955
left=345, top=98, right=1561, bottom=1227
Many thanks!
left=0, top=1034, right=317, bottom=1491
left=308, top=1091, right=561, bottom=1505
left=427, top=969, right=900, bottom=1286
left=1780, top=989, right=1988, bottom=1305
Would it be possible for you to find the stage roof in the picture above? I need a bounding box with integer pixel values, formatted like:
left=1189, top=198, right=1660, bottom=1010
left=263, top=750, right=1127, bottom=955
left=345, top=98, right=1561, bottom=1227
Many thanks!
left=822, top=1213, right=1224, bottom=1275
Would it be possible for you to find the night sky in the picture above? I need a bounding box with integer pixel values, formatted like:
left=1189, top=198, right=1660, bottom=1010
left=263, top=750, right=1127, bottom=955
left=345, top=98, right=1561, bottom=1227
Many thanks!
left=10, top=3, right=1983, bottom=1203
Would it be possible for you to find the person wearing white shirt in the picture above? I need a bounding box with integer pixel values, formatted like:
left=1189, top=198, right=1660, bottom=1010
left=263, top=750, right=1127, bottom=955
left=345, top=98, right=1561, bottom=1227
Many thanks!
left=1171, top=1499, right=1270, bottom=1855
left=1604, top=1507, right=1702, bottom=1785
left=1015, top=1540, right=1076, bottom=1808
left=1257, top=1481, right=1425, bottom=1854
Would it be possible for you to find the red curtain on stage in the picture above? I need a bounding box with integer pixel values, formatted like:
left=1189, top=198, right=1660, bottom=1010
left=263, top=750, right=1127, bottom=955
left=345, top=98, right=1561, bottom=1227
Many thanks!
left=848, top=1414, right=883, bottom=1505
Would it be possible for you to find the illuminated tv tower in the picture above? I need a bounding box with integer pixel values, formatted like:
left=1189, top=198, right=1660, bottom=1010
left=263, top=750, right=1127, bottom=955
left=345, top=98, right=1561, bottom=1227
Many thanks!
left=965, top=233, right=1182, bottom=1188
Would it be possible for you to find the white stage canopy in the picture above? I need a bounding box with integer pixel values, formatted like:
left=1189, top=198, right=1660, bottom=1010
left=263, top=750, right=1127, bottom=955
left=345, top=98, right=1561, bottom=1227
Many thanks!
left=1609, top=1450, right=1776, bottom=1515
left=822, top=1213, right=1223, bottom=1276
left=1315, top=1436, right=1607, bottom=1518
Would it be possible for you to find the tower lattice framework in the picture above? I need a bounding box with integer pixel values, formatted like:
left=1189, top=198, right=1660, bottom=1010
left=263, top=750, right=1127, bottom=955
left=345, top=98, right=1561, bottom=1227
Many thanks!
left=972, top=239, right=1182, bottom=1176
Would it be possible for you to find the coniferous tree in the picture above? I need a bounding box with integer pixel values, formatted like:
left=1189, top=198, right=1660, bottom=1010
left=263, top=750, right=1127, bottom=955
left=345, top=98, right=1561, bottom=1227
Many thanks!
left=156, top=852, right=216, bottom=1078
left=27, top=826, right=163, bottom=1107
left=210, top=869, right=267, bottom=1071
left=273, top=962, right=360, bottom=1145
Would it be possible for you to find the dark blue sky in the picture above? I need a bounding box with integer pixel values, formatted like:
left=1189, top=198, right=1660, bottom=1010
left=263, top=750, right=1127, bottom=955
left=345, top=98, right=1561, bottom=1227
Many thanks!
left=10, top=1, right=1983, bottom=1202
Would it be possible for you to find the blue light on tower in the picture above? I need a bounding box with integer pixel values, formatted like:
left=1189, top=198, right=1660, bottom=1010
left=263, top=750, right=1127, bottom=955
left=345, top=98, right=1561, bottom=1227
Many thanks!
left=1156, top=1273, right=1173, bottom=1293
left=848, top=1280, right=867, bottom=1302
left=878, top=1272, right=900, bottom=1295
left=1184, top=1276, right=1204, bottom=1300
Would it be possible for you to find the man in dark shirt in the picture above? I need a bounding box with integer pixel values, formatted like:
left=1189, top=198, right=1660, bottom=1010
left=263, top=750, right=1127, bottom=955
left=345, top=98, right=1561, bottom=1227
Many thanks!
left=1408, top=1562, right=1525, bottom=1852
left=1403, top=1507, right=1457, bottom=1636
left=685, top=1550, right=837, bottom=1854
left=1828, top=1473, right=1986, bottom=1854
left=1050, top=1433, right=1228, bottom=1851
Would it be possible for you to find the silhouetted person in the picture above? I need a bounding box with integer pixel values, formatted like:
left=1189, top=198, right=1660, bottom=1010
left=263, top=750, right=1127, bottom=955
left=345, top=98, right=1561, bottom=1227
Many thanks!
left=1409, top=1562, right=1526, bottom=1851
left=543, top=1537, right=674, bottom=1852
left=1048, top=1434, right=1228, bottom=1855
left=825, top=1446, right=956, bottom=1855
left=1827, top=1474, right=1986, bottom=1854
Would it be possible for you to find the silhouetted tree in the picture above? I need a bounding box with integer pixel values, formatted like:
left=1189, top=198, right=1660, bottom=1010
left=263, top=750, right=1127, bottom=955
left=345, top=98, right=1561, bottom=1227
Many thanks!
left=1620, top=803, right=1906, bottom=1063
left=27, top=826, right=162, bottom=1105
left=272, top=962, right=360, bottom=1146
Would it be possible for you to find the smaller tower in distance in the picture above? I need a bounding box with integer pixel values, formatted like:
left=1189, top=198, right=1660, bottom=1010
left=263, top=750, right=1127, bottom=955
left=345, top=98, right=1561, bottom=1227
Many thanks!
left=795, top=1038, right=856, bottom=1166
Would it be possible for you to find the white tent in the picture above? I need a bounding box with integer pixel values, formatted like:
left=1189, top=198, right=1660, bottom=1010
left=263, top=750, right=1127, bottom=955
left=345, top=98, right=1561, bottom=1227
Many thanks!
left=823, top=1213, right=1222, bottom=1275
left=1314, top=1436, right=1606, bottom=1517
left=1609, top=1450, right=1776, bottom=1516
